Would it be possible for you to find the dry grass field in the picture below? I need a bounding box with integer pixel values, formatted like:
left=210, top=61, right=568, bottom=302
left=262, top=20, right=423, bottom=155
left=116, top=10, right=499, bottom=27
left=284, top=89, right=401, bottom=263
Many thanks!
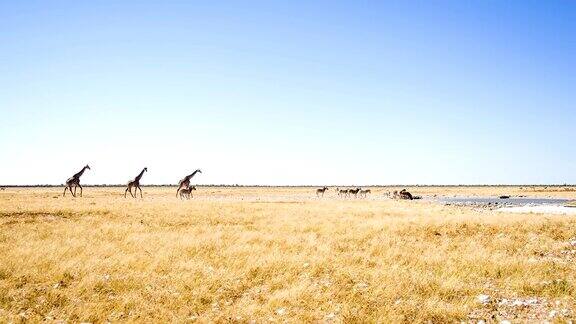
left=1, top=186, right=576, bottom=322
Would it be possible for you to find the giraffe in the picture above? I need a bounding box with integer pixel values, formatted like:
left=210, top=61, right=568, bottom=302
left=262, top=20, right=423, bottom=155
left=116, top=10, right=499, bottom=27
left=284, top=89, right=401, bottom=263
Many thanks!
left=316, top=187, right=328, bottom=198
left=63, top=165, right=90, bottom=197
left=176, top=169, right=201, bottom=197
left=125, top=167, right=147, bottom=198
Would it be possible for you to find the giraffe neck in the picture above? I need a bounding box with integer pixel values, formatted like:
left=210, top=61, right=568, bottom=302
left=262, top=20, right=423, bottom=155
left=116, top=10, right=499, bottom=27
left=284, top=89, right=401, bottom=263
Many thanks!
left=186, top=170, right=199, bottom=180
left=135, top=169, right=146, bottom=181
left=74, top=166, right=88, bottom=178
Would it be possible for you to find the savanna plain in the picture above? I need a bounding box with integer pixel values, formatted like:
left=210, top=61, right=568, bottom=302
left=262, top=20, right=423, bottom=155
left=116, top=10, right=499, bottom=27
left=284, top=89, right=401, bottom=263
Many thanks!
left=1, top=186, right=576, bottom=323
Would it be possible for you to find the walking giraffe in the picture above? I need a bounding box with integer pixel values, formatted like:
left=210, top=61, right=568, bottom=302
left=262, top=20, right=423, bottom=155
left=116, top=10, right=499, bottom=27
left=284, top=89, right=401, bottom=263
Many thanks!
left=63, top=165, right=90, bottom=197
left=125, top=167, right=147, bottom=198
left=176, top=169, right=201, bottom=197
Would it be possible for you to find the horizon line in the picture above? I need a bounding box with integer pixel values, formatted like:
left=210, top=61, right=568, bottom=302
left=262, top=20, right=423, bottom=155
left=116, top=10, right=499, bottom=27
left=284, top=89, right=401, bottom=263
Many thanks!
left=1, top=184, right=574, bottom=188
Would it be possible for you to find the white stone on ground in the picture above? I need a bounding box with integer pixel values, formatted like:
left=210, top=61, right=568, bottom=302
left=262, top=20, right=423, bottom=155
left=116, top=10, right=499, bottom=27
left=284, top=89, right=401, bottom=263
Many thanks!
left=477, top=294, right=491, bottom=304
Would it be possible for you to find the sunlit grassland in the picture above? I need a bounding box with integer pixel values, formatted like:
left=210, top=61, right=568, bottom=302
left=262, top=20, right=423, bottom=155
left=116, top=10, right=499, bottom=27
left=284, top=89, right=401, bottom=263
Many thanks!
left=1, top=187, right=575, bottom=322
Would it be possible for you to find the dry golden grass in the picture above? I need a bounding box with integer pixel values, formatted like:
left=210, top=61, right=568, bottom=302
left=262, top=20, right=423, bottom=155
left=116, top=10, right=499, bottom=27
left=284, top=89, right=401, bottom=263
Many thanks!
left=1, top=186, right=576, bottom=322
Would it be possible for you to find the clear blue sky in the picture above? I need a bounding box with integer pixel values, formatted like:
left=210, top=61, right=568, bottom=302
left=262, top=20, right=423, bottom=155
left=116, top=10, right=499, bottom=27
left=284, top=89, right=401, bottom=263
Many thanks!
left=1, top=1, right=574, bottom=185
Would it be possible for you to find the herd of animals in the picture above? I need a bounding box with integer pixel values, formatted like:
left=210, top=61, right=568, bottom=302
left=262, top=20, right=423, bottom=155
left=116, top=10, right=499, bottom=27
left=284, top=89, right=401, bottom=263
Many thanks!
left=317, top=187, right=420, bottom=200
left=62, top=165, right=202, bottom=200
left=1, top=165, right=420, bottom=200
left=317, top=187, right=372, bottom=198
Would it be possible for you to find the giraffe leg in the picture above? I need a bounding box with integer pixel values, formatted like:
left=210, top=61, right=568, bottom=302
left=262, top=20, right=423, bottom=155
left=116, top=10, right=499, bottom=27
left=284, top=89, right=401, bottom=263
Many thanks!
left=130, top=186, right=135, bottom=198
left=63, top=186, right=68, bottom=197
left=124, top=186, right=130, bottom=198
left=71, top=186, right=77, bottom=197
left=138, top=186, right=143, bottom=198
left=78, top=184, right=83, bottom=197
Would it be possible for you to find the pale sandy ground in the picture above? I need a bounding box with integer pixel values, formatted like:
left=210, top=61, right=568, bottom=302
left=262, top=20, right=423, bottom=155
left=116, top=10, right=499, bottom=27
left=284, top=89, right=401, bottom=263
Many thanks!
left=499, top=206, right=576, bottom=215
